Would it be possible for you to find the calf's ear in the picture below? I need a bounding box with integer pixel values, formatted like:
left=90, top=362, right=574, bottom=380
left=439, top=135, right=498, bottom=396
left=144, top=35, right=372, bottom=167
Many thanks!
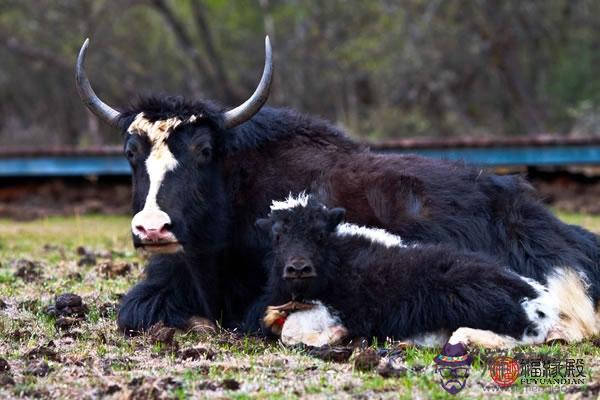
left=327, top=208, right=346, bottom=230
left=255, top=218, right=273, bottom=234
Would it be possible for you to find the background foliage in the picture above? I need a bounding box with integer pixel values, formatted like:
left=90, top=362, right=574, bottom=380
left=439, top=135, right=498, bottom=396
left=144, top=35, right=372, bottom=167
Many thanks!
left=1, top=0, right=600, bottom=146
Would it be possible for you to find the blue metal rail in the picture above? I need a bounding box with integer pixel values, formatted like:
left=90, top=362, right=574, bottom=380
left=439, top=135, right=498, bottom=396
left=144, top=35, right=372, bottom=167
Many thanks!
left=0, top=156, right=130, bottom=176
left=378, top=144, right=600, bottom=167
left=2, top=136, right=600, bottom=177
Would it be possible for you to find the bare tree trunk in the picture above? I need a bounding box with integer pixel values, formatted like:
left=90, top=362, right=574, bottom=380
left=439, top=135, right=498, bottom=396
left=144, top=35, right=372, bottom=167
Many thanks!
left=190, top=0, right=241, bottom=104
left=150, top=0, right=217, bottom=96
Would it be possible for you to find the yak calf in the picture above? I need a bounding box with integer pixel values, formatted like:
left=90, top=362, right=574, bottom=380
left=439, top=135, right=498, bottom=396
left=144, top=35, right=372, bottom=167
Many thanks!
left=254, top=193, right=558, bottom=348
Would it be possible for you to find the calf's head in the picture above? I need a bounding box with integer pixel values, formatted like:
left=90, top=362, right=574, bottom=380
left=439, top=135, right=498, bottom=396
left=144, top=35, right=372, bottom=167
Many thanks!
left=75, top=37, right=272, bottom=254
left=256, top=193, right=346, bottom=300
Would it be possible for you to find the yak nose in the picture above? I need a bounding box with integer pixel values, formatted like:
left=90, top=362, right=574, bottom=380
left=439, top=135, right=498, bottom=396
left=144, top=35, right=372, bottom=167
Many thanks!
left=283, top=258, right=317, bottom=279
left=131, top=208, right=175, bottom=242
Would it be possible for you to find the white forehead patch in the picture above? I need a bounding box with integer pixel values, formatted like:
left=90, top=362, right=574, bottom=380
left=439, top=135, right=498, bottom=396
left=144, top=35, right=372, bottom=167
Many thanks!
left=270, top=191, right=316, bottom=211
left=128, top=112, right=183, bottom=142
left=335, top=222, right=407, bottom=248
left=128, top=113, right=180, bottom=213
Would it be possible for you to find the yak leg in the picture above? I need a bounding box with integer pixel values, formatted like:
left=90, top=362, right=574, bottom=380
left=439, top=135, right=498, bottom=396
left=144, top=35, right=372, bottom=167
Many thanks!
left=448, top=327, right=519, bottom=349
left=117, top=255, right=214, bottom=334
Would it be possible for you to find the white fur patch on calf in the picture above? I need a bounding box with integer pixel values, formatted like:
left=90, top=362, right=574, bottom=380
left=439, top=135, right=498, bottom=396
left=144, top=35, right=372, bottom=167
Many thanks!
left=270, top=191, right=312, bottom=211
left=335, top=223, right=407, bottom=248
left=280, top=301, right=347, bottom=347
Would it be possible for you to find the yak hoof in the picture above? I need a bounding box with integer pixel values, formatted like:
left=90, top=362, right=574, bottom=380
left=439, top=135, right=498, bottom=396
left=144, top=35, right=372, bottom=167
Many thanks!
left=186, top=316, right=216, bottom=334
left=263, top=307, right=287, bottom=336
left=544, top=326, right=569, bottom=345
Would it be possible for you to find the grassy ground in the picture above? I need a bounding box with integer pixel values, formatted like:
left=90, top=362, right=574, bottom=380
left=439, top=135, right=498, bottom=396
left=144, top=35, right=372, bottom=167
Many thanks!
left=0, top=213, right=599, bottom=399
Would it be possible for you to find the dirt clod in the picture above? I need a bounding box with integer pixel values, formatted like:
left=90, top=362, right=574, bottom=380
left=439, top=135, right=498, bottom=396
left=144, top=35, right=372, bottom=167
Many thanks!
left=24, top=360, right=50, bottom=377
left=221, top=378, right=241, bottom=390
left=12, top=259, right=42, bottom=282
left=98, top=302, right=119, bottom=318
left=24, top=344, right=60, bottom=362
left=178, top=347, right=216, bottom=361
left=46, top=293, right=88, bottom=318
left=353, top=348, right=381, bottom=371
left=147, top=322, right=176, bottom=345
left=55, top=316, right=81, bottom=330
left=197, top=380, right=219, bottom=391
left=77, top=253, right=96, bottom=267
left=0, top=374, right=15, bottom=387
left=98, top=260, right=132, bottom=278
left=0, top=358, right=10, bottom=372
left=128, top=376, right=181, bottom=400
left=306, top=346, right=353, bottom=363
left=377, top=358, right=409, bottom=378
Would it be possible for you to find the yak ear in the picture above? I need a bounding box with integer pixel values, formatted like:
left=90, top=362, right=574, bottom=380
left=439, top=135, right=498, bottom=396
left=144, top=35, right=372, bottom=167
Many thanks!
left=255, top=218, right=273, bottom=234
left=327, top=208, right=346, bottom=230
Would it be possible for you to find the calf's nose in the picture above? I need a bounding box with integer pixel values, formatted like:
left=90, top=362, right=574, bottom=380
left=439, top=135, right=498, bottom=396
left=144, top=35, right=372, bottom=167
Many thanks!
left=283, top=258, right=317, bottom=279
left=131, top=209, right=174, bottom=242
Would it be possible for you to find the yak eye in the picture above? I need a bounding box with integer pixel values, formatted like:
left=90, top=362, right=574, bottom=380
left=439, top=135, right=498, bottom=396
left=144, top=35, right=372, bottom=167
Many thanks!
left=191, top=142, right=212, bottom=164
left=274, top=232, right=281, bottom=243
left=124, top=142, right=139, bottom=164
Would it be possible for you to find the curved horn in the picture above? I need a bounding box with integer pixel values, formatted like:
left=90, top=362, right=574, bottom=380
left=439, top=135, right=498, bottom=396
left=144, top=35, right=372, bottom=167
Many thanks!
left=75, top=38, right=121, bottom=127
left=223, top=36, right=273, bottom=128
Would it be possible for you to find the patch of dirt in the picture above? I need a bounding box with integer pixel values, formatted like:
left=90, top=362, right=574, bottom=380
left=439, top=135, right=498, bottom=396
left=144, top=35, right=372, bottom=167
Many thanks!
left=353, top=348, right=381, bottom=371
left=178, top=346, right=216, bottom=361
left=532, top=172, right=600, bottom=214
left=377, top=357, right=409, bottom=378
left=0, top=374, right=15, bottom=387
left=98, top=301, right=119, bottom=318
left=12, top=259, right=43, bottom=282
left=147, top=322, right=176, bottom=345
left=24, top=360, right=50, bottom=377
left=0, top=177, right=130, bottom=220
left=0, top=359, right=10, bottom=373
left=197, top=378, right=241, bottom=391
left=24, top=343, right=60, bottom=362
left=98, top=260, right=132, bottom=278
left=305, top=346, right=354, bottom=363
left=127, top=376, right=182, bottom=400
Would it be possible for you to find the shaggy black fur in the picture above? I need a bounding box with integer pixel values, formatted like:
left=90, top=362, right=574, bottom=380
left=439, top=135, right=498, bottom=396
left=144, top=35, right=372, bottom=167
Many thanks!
left=253, top=197, right=539, bottom=341
left=114, top=95, right=600, bottom=334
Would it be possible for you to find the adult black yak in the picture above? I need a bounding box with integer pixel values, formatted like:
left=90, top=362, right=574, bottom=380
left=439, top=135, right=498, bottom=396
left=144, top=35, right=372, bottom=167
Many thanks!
left=255, top=193, right=556, bottom=348
left=75, top=37, right=600, bottom=342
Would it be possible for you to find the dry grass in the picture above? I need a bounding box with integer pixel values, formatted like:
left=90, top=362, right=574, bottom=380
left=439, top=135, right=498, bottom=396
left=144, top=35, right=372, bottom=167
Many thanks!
left=0, top=213, right=599, bottom=399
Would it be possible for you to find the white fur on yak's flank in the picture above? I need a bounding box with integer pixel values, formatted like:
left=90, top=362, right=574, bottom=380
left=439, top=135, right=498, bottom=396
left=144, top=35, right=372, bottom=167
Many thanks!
left=449, top=267, right=599, bottom=349
left=544, top=268, right=600, bottom=342
left=518, top=276, right=559, bottom=344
